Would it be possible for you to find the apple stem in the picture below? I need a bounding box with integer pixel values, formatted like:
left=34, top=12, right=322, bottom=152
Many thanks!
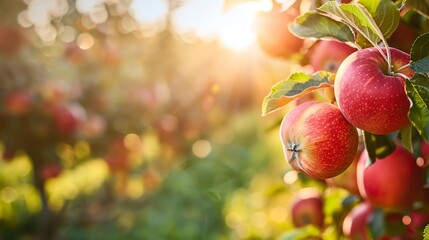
left=395, top=63, right=410, bottom=73
left=393, top=72, right=410, bottom=80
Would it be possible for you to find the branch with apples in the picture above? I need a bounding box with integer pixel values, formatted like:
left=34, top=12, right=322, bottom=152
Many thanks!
left=259, top=0, right=429, bottom=239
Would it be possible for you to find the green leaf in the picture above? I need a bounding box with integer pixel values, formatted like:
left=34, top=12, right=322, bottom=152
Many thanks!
left=261, top=71, right=334, bottom=116
left=406, top=0, right=429, bottom=19
left=318, top=0, right=399, bottom=48
left=424, top=224, right=429, bottom=239
left=289, top=11, right=355, bottom=42
left=400, top=125, right=413, bottom=153
left=363, top=131, right=396, bottom=165
left=358, top=0, right=400, bottom=39
left=406, top=74, right=429, bottom=142
left=278, top=225, right=320, bottom=240
left=410, top=32, right=429, bottom=72
left=369, top=209, right=385, bottom=239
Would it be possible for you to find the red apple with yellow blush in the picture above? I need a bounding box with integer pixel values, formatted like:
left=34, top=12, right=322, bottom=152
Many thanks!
left=280, top=101, right=358, bottom=179
left=334, top=47, right=414, bottom=135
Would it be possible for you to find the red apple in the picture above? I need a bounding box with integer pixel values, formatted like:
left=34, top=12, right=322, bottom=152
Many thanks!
left=326, top=143, right=363, bottom=195
left=280, top=101, right=358, bottom=179
left=253, top=5, right=303, bottom=58
left=310, top=40, right=356, bottom=72
left=52, top=103, right=86, bottom=136
left=291, top=188, right=324, bottom=228
left=342, top=202, right=373, bottom=240
left=388, top=20, right=419, bottom=53
left=40, top=164, right=62, bottom=180
left=5, top=90, right=32, bottom=115
left=334, top=47, right=414, bottom=135
left=404, top=211, right=429, bottom=239
left=357, top=145, right=424, bottom=211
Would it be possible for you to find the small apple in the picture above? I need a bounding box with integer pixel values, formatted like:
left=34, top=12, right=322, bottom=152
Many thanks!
left=334, top=47, right=414, bottom=135
left=5, top=90, right=32, bottom=115
left=357, top=145, right=424, bottom=211
left=291, top=188, right=324, bottom=228
left=52, top=103, right=86, bottom=136
left=342, top=202, right=373, bottom=240
left=310, top=40, right=356, bottom=72
left=326, top=143, right=363, bottom=195
left=253, top=5, right=303, bottom=58
left=280, top=101, right=358, bottom=179
left=40, top=164, right=62, bottom=180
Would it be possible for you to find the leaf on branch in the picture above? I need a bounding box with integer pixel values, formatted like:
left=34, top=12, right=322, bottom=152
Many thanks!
left=369, top=209, right=386, bottom=239
left=318, top=0, right=399, bottom=48
left=358, top=0, right=399, bottom=39
left=261, top=71, right=334, bottom=116
left=406, top=74, right=429, bottom=142
left=279, top=225, right=320, bottom=240
left=289, top=11, right=355, bottom=42
left=400, top=125, right=413, bottom=153
left=424, top=224, right=429, bottom=239
left=410, top=32, right=429, bottom=72
left=406, top=0, right=429, bottom=19
left=363, top=131, right=396, bottom=165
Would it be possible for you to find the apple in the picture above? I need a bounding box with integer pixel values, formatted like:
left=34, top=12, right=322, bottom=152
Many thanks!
left=357, top=145, right=424, bottom=211
left=280, top=101, right=358, bottom=179
left=342, top=202, right=373, bottom=240
left=404, top=211, right=429, bottom=239
left=52, top=103, right=86, bottom=136
left=326, top=143, right=363, bottom=195
left=421, top=141, right=429, bottom=159
left=334, top=47, right=414, bottom=135
left=291, top=188, right=324, bottom=228
left=40, top=164, right=62, bottom=180
left=5, top=90, right=32, bottom=115
left=310, top=40, right=356, bottom=72
left=0, top=24, right=26, bottom=55
left=387, top=17, right=419, bottom=53
left=253, top=5, right=303, bottom=58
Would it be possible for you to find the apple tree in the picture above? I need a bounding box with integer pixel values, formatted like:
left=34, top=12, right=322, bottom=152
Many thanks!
left=260, top=0, right=429, bottom=239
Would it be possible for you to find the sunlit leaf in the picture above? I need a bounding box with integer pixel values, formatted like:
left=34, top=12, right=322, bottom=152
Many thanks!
left=318, top=0, right=399, bottom=47
left=406, top=74, right=429, bottom=142
left=406, top=0, right=429, bottom=19
left=262, top=71, right=334, bottom=116
left=410, top=32, right=429, bottom=72
left=400, top=125, right=413, bottom=153
left=358, top=0, right=399, bottom=39
left=279, top=225, right=321, bottom=240
left=363, top=131, right=396, bottom=165
left=289, top=11, right=355, bottom=42
left=424, top=224, right=429, bottom=239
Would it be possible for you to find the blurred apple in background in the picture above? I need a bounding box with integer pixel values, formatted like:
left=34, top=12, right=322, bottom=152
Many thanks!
left=291, top=188, right=324, bottom=228
left=40, top=163, right=63, bottom=180
left=51, top=103, right=87, bottom=137
left=310, top=40, right=356, bottom=72
left=343, top=202, right=373, bottom=240
left=5, top=90, right=33, bottom=115
left=357, top=145, right=424, bottom=211
left=253, top=3, right=303, bottom=58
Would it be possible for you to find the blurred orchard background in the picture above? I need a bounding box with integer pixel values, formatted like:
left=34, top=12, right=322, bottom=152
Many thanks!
left=0, top=0, right=426, bottom=239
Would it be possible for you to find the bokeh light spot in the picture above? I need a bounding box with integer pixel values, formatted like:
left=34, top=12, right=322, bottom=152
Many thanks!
left=402, top=215, right=412, bottom=225
left=192, top=139, right=212, bottom=158
left=283, top=170, right=298, bottom=184
left=1, top=187, right=18, bottom=203
left=124, top=133, right=142, bottom=152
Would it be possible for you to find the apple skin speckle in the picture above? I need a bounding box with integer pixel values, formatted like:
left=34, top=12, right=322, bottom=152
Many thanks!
left=334, top=47, right=414, bottom=135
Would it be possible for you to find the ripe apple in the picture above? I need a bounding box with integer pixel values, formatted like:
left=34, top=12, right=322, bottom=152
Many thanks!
left=342, top=202, right=373, bottom=240
left=280, top=101, right=358, bottom=179
left=334, top=47, right=414, bottom=135
left=5, top=90, right=32, bottom=115
left=291, top=188, right=324, bottom=228
left=310, top=40, right=356, bottom=72
left=253, top=5, right=303, bottom=58
left=326, top=143, right=363, bottom=195
left=357, top=145, right=424, bottom=211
